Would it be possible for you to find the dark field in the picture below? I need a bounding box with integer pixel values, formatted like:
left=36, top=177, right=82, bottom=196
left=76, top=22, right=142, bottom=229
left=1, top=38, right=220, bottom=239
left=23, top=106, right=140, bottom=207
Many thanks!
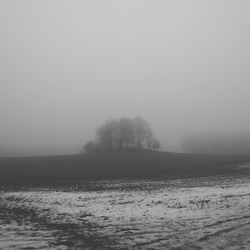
left=0, top=152, right=249, bottom=185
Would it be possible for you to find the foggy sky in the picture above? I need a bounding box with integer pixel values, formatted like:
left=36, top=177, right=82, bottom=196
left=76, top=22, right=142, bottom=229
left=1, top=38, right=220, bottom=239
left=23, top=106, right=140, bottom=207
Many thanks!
left=1, top=0, right=250, bottom=156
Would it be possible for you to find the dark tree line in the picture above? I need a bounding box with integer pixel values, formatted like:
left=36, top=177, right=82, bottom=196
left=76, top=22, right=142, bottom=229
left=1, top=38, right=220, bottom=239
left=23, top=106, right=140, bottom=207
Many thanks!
left=83, top=117, right=160, bottom=153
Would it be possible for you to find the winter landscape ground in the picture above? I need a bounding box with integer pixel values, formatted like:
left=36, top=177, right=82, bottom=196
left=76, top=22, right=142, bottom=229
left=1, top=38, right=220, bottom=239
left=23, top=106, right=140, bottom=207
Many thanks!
left=0, top=153, right=250, bottom=249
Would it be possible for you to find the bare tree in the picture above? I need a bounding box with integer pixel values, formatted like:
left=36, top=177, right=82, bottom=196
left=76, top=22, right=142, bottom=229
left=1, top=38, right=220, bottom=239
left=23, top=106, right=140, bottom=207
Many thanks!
left=83, top=141, right=101, bottom=153
left=119, top=117, right=135, bottom=149
left=145, top=130, right=154, bottom=150
left=97, top=119, right=121, bottom=151
left=97, top=122, right=112, bottom=151
left=134, top=117, right=151, bottom=148
left=152, top=138, right=160, bottom=151
left=83, top=116, right=160, bottom=153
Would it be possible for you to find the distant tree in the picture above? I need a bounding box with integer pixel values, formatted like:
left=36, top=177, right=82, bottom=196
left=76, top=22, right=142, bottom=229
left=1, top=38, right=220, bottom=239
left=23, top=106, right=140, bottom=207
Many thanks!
left=97, top=119, right=121, bottom=151
left=119, top=117, right=135, bottom=149
left=83, top=141, right=101, bottom=153
left=83, top=116, right=160, bottom=153
left=145, top=128, right=154, bottom=150
left=97, top=122, right=111, bottom=151
left=133, top=117, right=151, bottom=148
left=152, top=138, right=160, bottom=151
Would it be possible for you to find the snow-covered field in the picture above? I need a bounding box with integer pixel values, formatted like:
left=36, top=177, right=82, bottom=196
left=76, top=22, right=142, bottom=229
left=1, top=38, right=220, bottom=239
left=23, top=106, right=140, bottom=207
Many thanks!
left=1, top=174, right=250, bottom=249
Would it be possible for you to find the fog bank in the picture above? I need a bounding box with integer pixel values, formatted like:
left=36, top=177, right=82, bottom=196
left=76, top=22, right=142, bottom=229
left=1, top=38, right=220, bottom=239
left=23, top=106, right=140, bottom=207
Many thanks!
left=1, top=1, right=250, bottom=156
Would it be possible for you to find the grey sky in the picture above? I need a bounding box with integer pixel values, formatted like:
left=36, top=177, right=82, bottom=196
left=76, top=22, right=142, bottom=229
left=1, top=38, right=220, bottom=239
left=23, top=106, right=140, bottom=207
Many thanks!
left=1, top=0, right=250, bottom=156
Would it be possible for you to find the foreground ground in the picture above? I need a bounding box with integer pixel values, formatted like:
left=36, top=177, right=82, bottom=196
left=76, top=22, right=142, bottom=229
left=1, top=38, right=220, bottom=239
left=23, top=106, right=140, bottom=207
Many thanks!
left=1, top=153, right=250, bottom=249
left=1, top=170, right=250, bottom=249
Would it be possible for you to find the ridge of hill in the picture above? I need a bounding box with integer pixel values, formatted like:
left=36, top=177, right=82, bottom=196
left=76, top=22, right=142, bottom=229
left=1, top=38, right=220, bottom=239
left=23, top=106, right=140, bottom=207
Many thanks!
left=0, top=151, right=249, bottom=185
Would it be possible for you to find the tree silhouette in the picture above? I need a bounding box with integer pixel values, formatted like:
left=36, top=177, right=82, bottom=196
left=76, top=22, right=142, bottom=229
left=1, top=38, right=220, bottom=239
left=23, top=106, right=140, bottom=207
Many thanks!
left=83, top=117, right=160, bottom=153
left=133, top=117, right=152, bottom=148
left=152, top=138, right=160, bottom=151
left=119, top=117, right=135, bottom=149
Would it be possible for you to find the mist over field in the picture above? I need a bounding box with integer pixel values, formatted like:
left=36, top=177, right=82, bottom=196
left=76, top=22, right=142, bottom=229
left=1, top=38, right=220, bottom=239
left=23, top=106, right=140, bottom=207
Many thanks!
left=1, top=0, right=250, bottom=156
left=1, top=2, right=250, bottom=249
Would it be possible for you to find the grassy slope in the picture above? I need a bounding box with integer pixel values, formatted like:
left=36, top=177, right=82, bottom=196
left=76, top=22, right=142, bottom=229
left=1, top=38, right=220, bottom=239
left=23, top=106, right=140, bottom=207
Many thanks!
left=0, top=151, right=249, bottom=185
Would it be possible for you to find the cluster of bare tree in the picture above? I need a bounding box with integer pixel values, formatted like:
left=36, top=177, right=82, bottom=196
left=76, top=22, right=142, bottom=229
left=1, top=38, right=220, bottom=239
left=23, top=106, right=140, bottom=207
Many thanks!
left=83, top=117, right=160, bottom=153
